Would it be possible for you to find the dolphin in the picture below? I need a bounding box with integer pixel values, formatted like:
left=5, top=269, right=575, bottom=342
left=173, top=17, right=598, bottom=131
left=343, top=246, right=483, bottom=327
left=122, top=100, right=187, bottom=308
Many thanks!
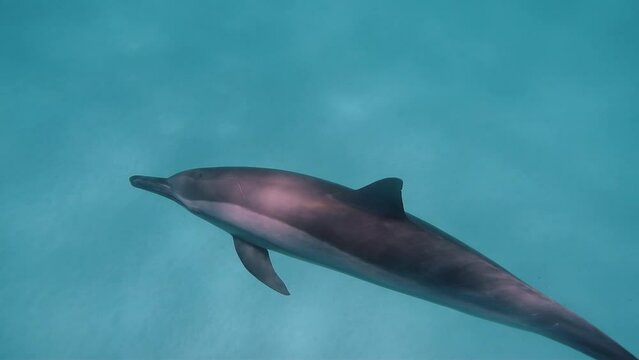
left=130, top=167, right=635, bottom=360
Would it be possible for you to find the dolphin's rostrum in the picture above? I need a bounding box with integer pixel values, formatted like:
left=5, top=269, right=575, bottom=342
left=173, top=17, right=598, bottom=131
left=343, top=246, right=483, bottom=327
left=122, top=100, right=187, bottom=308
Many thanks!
left=130, top=167, right=636, bottom=360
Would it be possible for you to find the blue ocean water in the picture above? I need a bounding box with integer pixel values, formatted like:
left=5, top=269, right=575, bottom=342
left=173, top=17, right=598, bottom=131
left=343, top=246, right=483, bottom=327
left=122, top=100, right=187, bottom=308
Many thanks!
left=1, top=1, right=637, bottom=359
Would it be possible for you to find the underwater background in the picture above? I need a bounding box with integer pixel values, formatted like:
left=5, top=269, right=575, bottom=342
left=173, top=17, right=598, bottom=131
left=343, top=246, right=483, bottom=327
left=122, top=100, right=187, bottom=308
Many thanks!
left=1, top=1, right=637, bottom=359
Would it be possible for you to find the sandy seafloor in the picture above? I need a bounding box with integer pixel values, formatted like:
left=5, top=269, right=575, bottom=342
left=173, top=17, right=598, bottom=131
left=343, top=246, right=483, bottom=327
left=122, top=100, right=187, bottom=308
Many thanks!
left=1, top=1, right=638, bottom=359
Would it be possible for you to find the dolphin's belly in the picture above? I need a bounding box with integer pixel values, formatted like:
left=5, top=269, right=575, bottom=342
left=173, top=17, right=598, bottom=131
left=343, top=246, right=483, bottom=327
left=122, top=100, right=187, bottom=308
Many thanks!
left=190, top=200, right=539, bottom=319
left=190, top=201, right=431, bottom=297
left=215, top=201, right=561, bottom=329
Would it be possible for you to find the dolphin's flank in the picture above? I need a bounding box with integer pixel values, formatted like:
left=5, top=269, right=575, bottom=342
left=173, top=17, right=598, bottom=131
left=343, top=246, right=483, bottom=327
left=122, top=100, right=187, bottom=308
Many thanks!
left=130, top=167, right=636, bottom=360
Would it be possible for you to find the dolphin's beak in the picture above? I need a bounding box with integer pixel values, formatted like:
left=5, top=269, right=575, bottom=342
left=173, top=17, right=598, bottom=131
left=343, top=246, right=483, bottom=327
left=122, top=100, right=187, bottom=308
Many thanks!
left=130, top=175, right=179, bottom=203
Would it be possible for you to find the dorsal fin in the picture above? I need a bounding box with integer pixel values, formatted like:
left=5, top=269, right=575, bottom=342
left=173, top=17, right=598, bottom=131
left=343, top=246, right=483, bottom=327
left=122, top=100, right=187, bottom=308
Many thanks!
left=353, top=177, right=405, bottom=218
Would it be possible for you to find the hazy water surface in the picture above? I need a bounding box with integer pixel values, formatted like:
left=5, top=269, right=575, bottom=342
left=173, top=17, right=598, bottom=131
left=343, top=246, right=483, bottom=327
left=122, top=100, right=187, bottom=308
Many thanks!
left=1, top=1, right=638, bottom=359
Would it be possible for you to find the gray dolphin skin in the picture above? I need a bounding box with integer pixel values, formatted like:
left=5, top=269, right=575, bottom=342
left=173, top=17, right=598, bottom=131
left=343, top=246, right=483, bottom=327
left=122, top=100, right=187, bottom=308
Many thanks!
left=130, top=167, right=636, bottom=360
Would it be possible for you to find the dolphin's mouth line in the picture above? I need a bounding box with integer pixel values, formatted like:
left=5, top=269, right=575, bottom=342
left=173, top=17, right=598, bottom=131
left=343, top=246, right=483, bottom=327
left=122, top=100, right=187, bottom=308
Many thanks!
left=129, top=175, right=180, bottom=204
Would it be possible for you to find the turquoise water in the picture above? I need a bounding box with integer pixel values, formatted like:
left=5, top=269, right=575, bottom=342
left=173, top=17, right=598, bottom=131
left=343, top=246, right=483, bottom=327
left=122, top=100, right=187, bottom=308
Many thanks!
left=1, top=1, right=637, bottom=359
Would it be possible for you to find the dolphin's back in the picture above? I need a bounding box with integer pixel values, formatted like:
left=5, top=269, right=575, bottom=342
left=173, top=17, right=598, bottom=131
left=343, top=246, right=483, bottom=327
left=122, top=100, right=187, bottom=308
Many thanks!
left=171, top=167, right=636, bottom=359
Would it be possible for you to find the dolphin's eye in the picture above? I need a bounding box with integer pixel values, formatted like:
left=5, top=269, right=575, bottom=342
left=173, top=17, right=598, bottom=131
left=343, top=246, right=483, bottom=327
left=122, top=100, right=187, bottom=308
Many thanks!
left=193, top=172, right=203, bottom=179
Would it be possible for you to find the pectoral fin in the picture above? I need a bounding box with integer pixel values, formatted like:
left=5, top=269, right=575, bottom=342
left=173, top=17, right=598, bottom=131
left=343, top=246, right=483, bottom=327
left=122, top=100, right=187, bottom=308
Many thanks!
left=233, top=235, right=290, bottom=295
